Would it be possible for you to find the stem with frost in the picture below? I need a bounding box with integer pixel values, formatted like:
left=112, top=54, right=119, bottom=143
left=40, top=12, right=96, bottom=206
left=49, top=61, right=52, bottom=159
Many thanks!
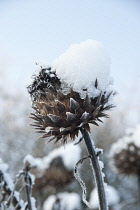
left=138, top=172, right=140, bottom=208
left=82, top=129, right=108, bottom=210
left=24, top=171, right=32, bottom=210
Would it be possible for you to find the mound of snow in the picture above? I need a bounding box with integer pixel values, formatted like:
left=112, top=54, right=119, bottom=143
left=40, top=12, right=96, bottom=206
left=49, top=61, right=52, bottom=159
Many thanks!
left=24, top=141, right=81, bottom=177
left=53, top=39, right=114, bottom=99
left=89, top=185, right=119, bottom=208
left=110, top=124, right=140, bottom=157
left=43, top=192, right=81, bottom=210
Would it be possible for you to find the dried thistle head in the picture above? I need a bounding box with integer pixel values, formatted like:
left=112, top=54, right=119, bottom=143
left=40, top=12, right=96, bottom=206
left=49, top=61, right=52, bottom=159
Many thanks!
left=28, top=68, right=114, bottom=144
left=28, top=40, right=115, bottom=144
left=109, top=125, right=140, bottom=175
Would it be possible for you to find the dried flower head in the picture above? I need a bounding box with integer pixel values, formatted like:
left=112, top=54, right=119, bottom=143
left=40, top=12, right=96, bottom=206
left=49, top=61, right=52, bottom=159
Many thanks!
left=28, top=40, right=115, bottom=143
left=109, top=125, right=140, bottom=175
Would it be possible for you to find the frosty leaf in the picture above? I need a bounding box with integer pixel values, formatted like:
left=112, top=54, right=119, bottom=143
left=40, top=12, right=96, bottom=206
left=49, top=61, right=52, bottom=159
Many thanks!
left=74, top=156, right=93, bottom=209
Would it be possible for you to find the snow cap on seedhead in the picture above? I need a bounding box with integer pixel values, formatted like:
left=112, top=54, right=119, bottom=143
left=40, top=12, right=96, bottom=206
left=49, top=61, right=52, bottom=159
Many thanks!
left=28, top=40, right=115, bottom=143
left=109, top=124, right=140, bottom=175
left=53, top=39, right=113, bottom=98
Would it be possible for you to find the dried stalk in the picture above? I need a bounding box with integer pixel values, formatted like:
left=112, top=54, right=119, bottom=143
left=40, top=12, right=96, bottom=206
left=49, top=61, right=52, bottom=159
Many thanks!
left=82, top=129, right=108, bottom=210
left=138, top=173, right=140, bottom=209
left=24, top=171, right=32, bottom=210
left=0, top=171, right=22, bottom=210
left=74, top=155, right=93, bottom=208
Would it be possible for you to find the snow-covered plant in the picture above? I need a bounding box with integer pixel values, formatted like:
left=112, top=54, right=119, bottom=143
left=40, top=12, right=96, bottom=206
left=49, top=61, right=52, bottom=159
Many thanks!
left=28, top=39, right=116, bottom=210
left=89, top=185, right=120, bottom=210
left=43, top=192, right=82, bottom=210
left=25, top=143, right=81, bottom=199
left=109, top=124, right=140, bottom=175
left=28, top=40, right=115, bottom=143
left=0, top=157, right=37, bottom=210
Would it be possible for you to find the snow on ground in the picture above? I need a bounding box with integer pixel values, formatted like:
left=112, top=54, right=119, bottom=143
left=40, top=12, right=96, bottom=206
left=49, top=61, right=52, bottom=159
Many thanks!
left=24, top=141, right=81, bottom=177
left=89, top=185, right=120, bottom=208
left=53, top=39, right=114, bottom=99
left=110, top=124, right=140, bottom=157
left=43, top=192, right=81, bottom=210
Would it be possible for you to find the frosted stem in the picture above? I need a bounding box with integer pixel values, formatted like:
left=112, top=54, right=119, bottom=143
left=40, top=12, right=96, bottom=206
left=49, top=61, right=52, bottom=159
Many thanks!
left=138, top=173, right=140, bottom=208
left=82, top=129, right=108, bottom=210
left=25, top=172, right=32, bottom=210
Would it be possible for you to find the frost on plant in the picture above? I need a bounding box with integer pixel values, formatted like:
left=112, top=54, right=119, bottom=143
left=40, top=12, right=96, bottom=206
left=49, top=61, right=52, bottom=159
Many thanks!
left=74, top=155, right=93, bottom=208
left=0, top=158, right=37, bottom=210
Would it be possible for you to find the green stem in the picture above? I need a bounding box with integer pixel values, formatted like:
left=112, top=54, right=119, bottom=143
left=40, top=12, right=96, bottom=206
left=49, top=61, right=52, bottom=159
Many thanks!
left=82, top=129, right=108, bottom=210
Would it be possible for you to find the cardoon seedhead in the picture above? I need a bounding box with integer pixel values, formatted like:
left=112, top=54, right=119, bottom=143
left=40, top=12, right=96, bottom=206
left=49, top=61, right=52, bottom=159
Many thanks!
left=109, top=125, right=140, bottom=175
left=28, top=40, right=115, bottom=144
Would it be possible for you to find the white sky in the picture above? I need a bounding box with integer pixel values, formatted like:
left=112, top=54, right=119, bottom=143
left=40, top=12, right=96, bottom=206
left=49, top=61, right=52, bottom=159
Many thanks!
left=0, top=0, right=140, bottom=97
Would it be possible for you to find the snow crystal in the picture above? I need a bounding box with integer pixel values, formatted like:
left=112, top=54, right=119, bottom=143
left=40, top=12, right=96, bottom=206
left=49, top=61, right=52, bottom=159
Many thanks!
left=95, top=148, right=103, bottom=155
left=110, top=124, right=140, bottom=157
left=102, top=172, right=105, bottom=178
left=43, top=192, right=81, bottom=210
left=99, top=160, right=104, bottom=170
left=89, top=185, right=119, bottom=208
left=53, top=39, right=114, bottom=99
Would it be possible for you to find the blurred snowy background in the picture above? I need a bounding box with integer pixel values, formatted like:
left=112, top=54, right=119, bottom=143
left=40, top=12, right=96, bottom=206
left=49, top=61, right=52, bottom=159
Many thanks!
left=0, top=0, right=140, bottom=209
